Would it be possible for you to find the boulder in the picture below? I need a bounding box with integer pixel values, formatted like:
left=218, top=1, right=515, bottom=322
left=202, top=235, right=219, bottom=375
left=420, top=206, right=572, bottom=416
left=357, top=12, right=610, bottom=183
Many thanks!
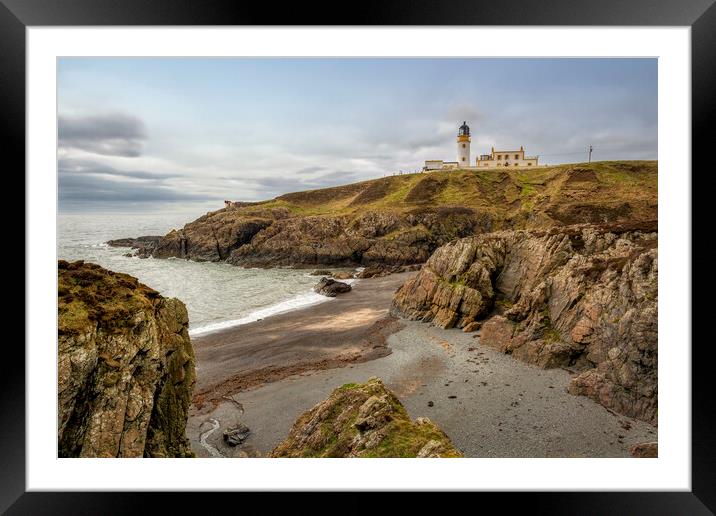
left=270, top=378, right=461, bottom=458
left=331, top=271, right=354, bottom=280
left=462, top=321, right=482, bottom=333
left=357, top=265, right=393, bottom=278
left=223, top=423, right=251, bottom=446
left=57, top=260, right=196, bottom=457
left=310, top=269, right=332, bottom=276
left=313, top=277, right=352, bottom=297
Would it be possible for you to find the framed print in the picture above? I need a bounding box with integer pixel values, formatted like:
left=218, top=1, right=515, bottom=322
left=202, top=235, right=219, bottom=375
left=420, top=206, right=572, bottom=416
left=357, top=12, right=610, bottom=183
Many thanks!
left=4, top=0, right=713, bottom=512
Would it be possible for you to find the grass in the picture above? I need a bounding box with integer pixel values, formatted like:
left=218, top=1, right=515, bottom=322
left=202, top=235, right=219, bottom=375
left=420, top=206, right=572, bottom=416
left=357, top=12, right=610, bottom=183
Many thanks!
left=222, top=161, right=656, bottom=223
left=58, top=260, right=159, bottom=334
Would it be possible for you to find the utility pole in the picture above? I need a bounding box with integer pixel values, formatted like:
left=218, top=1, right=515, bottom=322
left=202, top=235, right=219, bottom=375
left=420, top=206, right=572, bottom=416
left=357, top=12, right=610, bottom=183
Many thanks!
left=588, top=145, right=593, bottom=163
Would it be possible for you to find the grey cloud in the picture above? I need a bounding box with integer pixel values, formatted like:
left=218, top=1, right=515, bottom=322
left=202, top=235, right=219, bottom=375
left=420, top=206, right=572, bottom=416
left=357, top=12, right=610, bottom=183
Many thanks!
left=59, top=113, right=148, bottom=157
left=446, top=103, right=484, bottom=125
left=60, top=158, right=181, bottom=181
left=295, top=166, right=327, bottom=175
left=58, top=158, right=215, bottom=205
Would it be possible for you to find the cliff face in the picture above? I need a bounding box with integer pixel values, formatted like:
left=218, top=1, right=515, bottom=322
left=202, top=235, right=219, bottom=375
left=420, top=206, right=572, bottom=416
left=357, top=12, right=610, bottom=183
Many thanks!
left=270, top=378, right=461, bottom=458
left=115, top=161, right=657, bottom=268
left=58, top=260, right=196, bottom=457
left=391, top=222, right=658, bottom=425
left=227, top=207, right=488, bottom=267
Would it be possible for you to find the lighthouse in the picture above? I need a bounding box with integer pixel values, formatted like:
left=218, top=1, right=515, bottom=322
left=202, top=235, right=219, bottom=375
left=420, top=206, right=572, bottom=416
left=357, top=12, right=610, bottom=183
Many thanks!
left=457, top=121, right=470, bottom=166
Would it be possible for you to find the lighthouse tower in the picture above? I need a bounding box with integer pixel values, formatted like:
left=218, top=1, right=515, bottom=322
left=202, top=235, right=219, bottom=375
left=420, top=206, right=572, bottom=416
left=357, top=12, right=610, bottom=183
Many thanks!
left=457, top=121, right=471, bottom=167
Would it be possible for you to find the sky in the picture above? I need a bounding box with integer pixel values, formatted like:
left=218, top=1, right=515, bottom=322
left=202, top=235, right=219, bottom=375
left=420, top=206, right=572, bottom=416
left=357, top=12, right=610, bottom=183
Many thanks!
left=57, top=58, right=657, bottom=211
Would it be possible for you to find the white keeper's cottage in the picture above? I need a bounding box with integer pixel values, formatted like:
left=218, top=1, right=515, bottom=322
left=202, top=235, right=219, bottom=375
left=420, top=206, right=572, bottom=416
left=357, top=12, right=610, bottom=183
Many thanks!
left=423, top=121, right=539, bottom=171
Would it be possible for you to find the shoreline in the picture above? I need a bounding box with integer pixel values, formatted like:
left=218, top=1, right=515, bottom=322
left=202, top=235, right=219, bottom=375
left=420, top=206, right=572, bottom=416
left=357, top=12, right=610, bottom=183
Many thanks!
left=188, top=277, right=359, bottom=337
left=191, top=271, right=415, bottom=407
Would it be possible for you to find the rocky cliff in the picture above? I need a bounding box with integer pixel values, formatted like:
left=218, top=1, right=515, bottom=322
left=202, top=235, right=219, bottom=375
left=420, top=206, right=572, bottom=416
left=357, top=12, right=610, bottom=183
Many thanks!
left=270, top=378, right=461, bottom=457
left=58, top=260, right=196, bottom=457
left=113, top=161, right=657, bottom=268
left=390, top=221, right=658, bottom=425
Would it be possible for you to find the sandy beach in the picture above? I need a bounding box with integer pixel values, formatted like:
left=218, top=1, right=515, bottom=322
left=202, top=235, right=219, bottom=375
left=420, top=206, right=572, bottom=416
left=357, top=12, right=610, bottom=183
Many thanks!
left=187, top=273, right=657, bottom=458
left=190, top=272, right=413, bottom=407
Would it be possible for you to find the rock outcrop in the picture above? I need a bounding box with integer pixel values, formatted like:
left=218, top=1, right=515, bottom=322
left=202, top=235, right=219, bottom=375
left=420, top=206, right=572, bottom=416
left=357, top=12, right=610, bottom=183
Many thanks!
left=58, top=260, right=196, bottom=457
left=153, top=215, right=273, bottom=262
left=391, top=221, right=657, bottom=425
left=227, top=208, right=487, bottom=267
left=313, top=277, right=352, bottom=297
left=107, top=236, right=162, bottom=258
left=111, top=161, right=657, bottom=268
left=270, top=378, right=461, bottom=457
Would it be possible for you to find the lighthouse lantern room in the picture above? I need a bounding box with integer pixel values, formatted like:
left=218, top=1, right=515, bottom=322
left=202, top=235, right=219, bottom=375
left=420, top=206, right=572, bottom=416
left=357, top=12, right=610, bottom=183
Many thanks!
left=457, top=121, right=471, bottom=165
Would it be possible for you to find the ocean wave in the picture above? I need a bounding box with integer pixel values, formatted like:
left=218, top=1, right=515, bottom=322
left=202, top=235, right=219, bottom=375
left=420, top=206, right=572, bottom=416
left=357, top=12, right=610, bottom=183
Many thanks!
left=189, top=290, right=333, bottom=337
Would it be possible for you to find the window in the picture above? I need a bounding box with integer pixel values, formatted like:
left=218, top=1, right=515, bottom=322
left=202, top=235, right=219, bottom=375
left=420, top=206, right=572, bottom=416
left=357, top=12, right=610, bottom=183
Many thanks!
left=462, top=144, right=466, bottom=148
left=515, top=163, right=519, bottom=166
left=528, top=163, right=532, bottom=166
left=515, top=154, right=519, bottom=159
left=497, top=155, right=501, bottom=160
left=462, top=157, right=465, bottom=161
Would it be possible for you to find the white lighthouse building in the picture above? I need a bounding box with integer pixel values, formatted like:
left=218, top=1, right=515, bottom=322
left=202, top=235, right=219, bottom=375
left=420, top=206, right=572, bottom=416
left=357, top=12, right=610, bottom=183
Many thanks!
left=457, top=121, right=471, bottom=165
left=423, top=121, right=539, bottom=171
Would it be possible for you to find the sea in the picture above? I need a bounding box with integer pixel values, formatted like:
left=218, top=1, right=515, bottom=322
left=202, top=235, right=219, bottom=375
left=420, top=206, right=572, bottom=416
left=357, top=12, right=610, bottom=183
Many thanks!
left=57, top=206, right=351, bottom=337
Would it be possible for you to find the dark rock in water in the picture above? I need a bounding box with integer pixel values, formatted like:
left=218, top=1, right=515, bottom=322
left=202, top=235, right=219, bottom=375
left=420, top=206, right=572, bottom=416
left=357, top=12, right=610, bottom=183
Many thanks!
left=107, top=235, right=162, bottom=248
left=57, top=260, right=195, bottom=458
left=311, top=269, right=332, bottom=276
left=223, top=423, right=251, bottom=446
left=107, top=236, right=163, bottom=258
left=123, top=252, right=134, bottom=258
left=427, top=401, right=434, bottom=407
left=313, top=277, right=352, bottom=297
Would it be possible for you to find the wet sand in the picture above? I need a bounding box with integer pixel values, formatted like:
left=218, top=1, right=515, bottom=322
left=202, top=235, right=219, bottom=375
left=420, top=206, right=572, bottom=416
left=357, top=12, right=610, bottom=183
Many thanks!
left=187, top=273, right=657, bottom=458
left=191, top=272, right=415, bottom=407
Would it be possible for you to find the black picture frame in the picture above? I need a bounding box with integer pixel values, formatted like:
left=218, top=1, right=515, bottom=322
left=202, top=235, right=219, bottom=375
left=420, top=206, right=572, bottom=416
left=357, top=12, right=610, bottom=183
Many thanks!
left=4, top=0, right=713, bottom=512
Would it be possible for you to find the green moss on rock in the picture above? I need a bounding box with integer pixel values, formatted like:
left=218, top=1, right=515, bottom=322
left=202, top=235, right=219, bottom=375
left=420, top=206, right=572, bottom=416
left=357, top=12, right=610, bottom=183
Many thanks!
left=270, top=377, right=461, bottom=458
left=58, top=260, right=196, bottom=458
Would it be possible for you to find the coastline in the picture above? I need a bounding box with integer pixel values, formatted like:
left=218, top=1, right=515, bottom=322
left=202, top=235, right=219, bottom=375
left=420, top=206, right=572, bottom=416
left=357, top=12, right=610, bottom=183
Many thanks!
left=188, top=276, right=358, bottom=337
left=191, top=272, right=414, bottom=407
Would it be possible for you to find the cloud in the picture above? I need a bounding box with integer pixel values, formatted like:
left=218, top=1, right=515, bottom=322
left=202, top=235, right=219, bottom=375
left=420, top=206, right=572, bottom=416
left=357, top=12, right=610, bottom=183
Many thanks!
left=59, top=158, right=180, bottom=181
left=58, top=113, right=148, bottom=157
left=248, top=170, right=366, bottom=197
left=58, top=158, right=215, bottom=205
left=295, top=166, right=327, bottom=175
